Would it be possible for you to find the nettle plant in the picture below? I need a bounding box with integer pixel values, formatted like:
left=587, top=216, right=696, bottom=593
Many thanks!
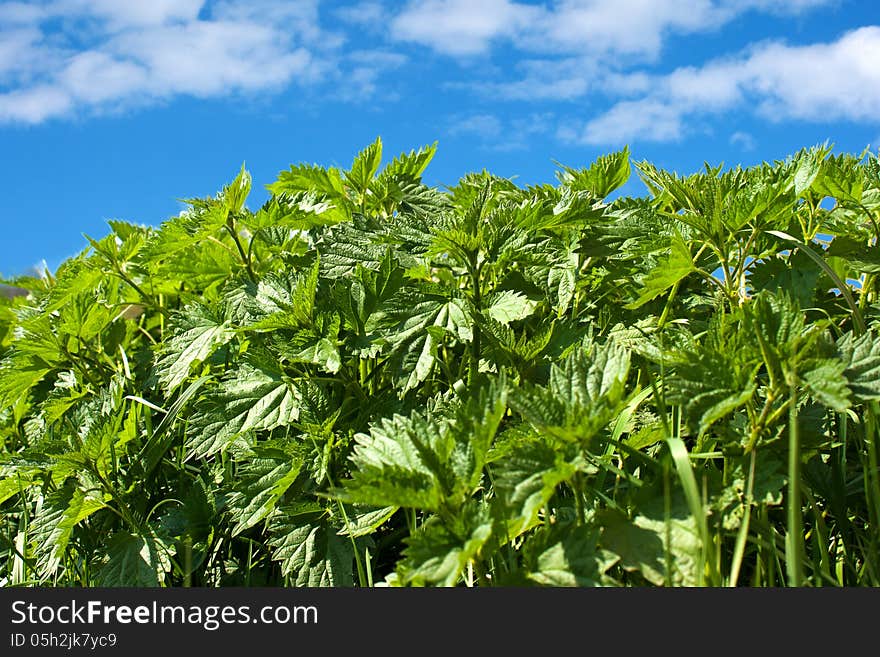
left=1, top=139, right=879, bottom=587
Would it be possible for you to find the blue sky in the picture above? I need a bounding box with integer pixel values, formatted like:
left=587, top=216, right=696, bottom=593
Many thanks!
left=1, top=0, right=879, bottom=277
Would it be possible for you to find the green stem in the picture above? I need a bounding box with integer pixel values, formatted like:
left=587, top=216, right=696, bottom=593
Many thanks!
left=658, top=280, right=681, bottom=328
left=786, top=381, right=804, bottom=587
left=729, top=449, right=756, bottom=587
left=468, top=258, right=483, bottom=386
left=226, top=223, right=257, bottom=283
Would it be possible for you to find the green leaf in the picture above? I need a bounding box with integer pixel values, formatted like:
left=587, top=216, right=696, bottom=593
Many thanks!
left=793, top=149, right=823, bottom=196
left=0, top=352, right=52, bottom=408
left=767, top=230, right=865, bottom=335
left=154, top=304, right=235, bottom=392
left=377, top=142, right=437, bottom=182
left=383, top=296, right=472, bottom=393
left=0, top=468, right=36, bottom=505
left=345, top=137, right=383, bottom=194
left=224, top=164, right=252, bottom=215
left=240, top=261, right=320, bottom=331
left=599, top=492, right=702, bottom=586
left=826, top=236, right=880, bottom=274
left=227, top=458, right=303, bottom=536
left=340, top=386, right=504, bottom=511
left=30, top=482, right=106, bottom=579
left=493, top=438, right=579, bottom=537
left=626, top=233, right=695, bottom=309
left=267, top=162, right=346, bottom=200
left=838, top=331, right=880, bottom=401
left=525, top=526, right=617, bottom=587
left=397, top=502, right=492, bottom=586
left=510, top=341, right=631, bottom=443
left=95, top=529, right=172, bottom=587
left=556, top=147, right=631, bottom=199
left=338, top=505, right=398, bottom=538
left=267, top=510, right=354, bottom=586
left=748, top=250, right=819, bottom=308
left=187, top=361, right=302, bottom=459
left=486, top=290, right=538, bottom=324
left=802, top=360, right=851, bottom=411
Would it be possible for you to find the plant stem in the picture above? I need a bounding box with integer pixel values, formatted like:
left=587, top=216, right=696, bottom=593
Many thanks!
left=786, top=381, right=804, bottom=587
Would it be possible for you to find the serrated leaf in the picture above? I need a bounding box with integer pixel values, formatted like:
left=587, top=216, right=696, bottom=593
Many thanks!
left=493, top=439, right=578, bottom=537
left=838, top=331, right=880, bottom=401
left=224, top=163, right=252, bottom=215
left=826, top=236, right=880, bottom=274
left=338, top=505, right=398, bottom=538
left=0, top=352, right=52, bottom=408
left=397, top=502, right=492, bottom=586
left=802, top=360, right=851, bottom=411
left=95, top=529, right=172, bottom=587
left=383, top=296, right=472, bottom=393
left=486, top=290, right=538, bottom=324
left=227, top=458, right=303, bottom=536
left=267, top=162, right=346, bottom=199
left=346, top=137, right=383, bottom=194
left=626, top=233, right=695, bottom=309
left=599, top=493, right=701, bottom=586
left=794, top=151, right=822, bottom=196
left=340, top=386, right=504, bottom=511
left=748, top=250, right=819, bottom=308
left=155, top=304, right=235, bottom=391
left=556, top=147, right=631, bottom=199
left=187, top=362, right=302, bottom=459
left=267, top=511, right=354, bottom=586
left=30, top=482, right=106, bottom=579
left=526, top=526, right=616, bottom=587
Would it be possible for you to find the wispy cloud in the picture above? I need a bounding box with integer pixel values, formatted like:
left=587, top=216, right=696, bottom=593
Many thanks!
left=0, top=0, right=872, bottom=150
left=0, top=0, right=341, bottom=123
left=335, top=1, right=387, bottom=27
left=448, top=111, right=554, bottom=151
left=391, top=0, right=539, bottom=57
left=448, top=113, right=503, bottom=138
left=389, top=0, right=834, bottom=59
left=566, top=26, right=880, bottom=145
left=730, top=131, right=757, bottom=151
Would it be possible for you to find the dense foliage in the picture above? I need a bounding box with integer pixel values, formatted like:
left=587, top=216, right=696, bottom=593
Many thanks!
left=2, top=139, right=879, bottom=587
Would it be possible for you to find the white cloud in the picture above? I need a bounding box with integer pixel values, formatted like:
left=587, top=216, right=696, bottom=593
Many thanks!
left=59, top=51, right=147, bottom=104
left=341, top=50, right=408, bottom=100
left=336, top=2, right=386, bottom=26
left=448, top=114, right=503, bottom=138
left=390, top=0, right=834, bottom=59
left=730, top=131, right=757, bottom=151
left=570, top=26, right=880, bottom=145
left=391, top=0, right=539, bottom=56
left=447, top=112, right=555, bottom=151
left=745, top=27, right=880, bottom=122
left=575, top=99, right=685, bottom=145
left=0, top=27, right=46, bottom=82
left=0, top=0, right=340, bottom=124
left=488, top=58, right=597, bottom=100
left=55, top=0, right=204, bottom=27
left=108, top=22, right=317, bottom=96
left=526, top=0, right=724, bottom=58
left=0, top=85, right=72, bottom=123
left=0, top=2, right=48, bottom=25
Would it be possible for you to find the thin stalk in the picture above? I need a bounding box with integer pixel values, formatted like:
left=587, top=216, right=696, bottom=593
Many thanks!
left=786, top=381, right=804, bottom=587
left=728, top=449, right=756, bottom=587
left=226, top=223, right=257, bottom=283
left=658, top=280, right=681, bottom=328
left=863, top=401, right=880, bottom=573
left=468, top=257, right=483, bottom=386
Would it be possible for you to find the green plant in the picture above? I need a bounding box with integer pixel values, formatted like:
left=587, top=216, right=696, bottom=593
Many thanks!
left=2, top=138, right=879, bottom=587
